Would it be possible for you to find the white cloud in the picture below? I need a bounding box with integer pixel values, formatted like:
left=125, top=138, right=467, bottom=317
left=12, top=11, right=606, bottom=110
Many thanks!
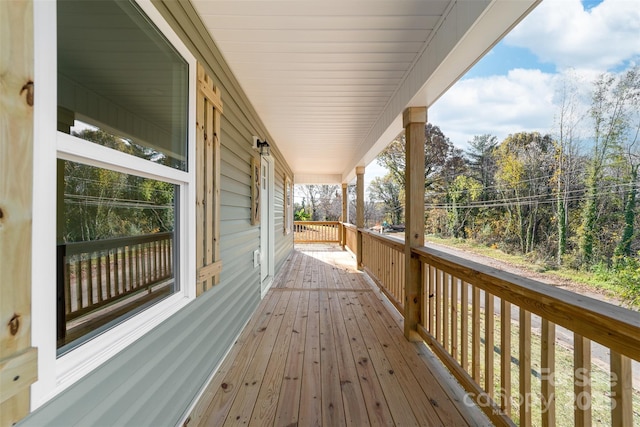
left=505, top=0, right=640, bottom=72
left=430, top=69, right=559, bottom=147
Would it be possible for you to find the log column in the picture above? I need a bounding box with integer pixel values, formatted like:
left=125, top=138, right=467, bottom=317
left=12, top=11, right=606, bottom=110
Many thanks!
left=403, top=107, right=426, bottom=341
left=356, top=166, right=365, bottom=269
left=341, top=183, right=348, bottom=248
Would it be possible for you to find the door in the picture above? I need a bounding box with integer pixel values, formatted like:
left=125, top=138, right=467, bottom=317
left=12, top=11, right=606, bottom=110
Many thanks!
left=260, top=156, right=275, bottom=296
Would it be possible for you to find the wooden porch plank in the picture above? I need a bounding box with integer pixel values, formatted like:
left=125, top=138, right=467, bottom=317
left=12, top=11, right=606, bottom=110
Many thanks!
left=193, top=245, right=484, bottom=426
left=347, top=293, right=419, bottom=426
left=223, top=291, right=293, bottom=426
left=339, top=291, right=395, bottom=426
left=273, top=288, right=309, bottom=426
left=248, top=290, right=302, bottom=426
left=197, top=291, right=283, bottom=426
left=319, top=290, right=347, bottom=426
left=298, top=287, right=322, bottom=425
left=359, top=289, right=478, bottom=427
left=326, top=278, right=372, bottom=426
left=355, top=291, right=446, bottom=425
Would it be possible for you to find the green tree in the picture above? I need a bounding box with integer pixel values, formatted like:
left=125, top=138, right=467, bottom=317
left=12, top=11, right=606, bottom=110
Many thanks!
left=369, top=174, right=403, bottom=225
left=495, top=132, right=555, bottom=254
left=447, top=175, right=482, bottom=238
left=580, top=68, right=640, bottom=265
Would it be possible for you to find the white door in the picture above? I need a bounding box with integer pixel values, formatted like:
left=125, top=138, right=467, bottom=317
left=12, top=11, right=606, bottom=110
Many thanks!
left=260, top=156, right=275, bottom=296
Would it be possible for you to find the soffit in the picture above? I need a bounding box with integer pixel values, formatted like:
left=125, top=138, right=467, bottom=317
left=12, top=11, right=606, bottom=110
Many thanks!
left=189, top=0, right=539, bottom=183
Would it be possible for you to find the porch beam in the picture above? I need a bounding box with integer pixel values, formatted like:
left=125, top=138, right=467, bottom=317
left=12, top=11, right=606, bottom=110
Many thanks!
left=355, top=167, right=365, bottom=270
left=403, top=106, right=426, bottom=341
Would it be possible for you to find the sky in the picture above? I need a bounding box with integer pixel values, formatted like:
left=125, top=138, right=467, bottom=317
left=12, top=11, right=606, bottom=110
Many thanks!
left=428, top=0, right=640, bottom=150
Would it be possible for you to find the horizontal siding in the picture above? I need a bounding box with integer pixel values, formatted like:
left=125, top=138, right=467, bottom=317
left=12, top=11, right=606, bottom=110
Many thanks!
left=20, top=0, right=294, bottom=425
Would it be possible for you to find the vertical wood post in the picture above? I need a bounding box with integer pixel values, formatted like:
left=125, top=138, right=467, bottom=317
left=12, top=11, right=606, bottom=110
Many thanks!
left=355, top=167, right=365, bottom=269
left=341, top=183, right=347, bottom=248
left=0, top=0, right=38, bottom=423
left=403, top=106, right=426, bottom=341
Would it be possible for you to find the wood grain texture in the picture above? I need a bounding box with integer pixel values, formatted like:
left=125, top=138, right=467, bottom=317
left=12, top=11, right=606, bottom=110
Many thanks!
left=0, top=0, right=36, bottom=423
left=403, top=107, right=425, bottom=340
left=192, top=245, right=486, bottom=426
left=412, top=246, right=640, bottom=361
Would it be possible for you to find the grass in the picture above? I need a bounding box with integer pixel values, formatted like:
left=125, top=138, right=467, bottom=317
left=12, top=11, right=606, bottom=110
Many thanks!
left=443, top=302, right=640, bottom=426
left=422, top=234, right=633, bottom=305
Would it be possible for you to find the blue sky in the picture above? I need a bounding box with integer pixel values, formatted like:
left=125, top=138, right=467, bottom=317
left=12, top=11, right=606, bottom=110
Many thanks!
left=425, top=0, right=640, bottom=151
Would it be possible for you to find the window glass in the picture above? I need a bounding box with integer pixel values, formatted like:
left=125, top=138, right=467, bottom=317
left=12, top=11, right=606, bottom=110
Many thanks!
left=57, top=159, right=178, bottom=354
left=57, top=0, right=189, bottom=171
left=56, top=0, right=187, bottom=354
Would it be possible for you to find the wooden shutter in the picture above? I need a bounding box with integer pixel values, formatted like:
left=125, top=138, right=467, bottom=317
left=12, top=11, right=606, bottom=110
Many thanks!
left=195, top=63, right=223, bottom=295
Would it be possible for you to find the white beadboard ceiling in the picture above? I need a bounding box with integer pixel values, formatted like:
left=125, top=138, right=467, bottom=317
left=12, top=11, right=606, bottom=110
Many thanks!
left=190, top=0, right=540, bottom=184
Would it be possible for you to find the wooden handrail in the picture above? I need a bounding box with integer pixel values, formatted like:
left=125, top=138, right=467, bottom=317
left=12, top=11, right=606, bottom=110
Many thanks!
left=357, top=232, right=639, bottom=425
left=293, top=221, right=341, bottom=243
left=57, top=232, right=174, bottom=343
left=411, top=246, right=640, bottom=361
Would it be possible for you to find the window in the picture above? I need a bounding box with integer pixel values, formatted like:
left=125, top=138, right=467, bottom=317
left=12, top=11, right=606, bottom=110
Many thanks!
left=55, top=0, right=193, bottom=353
left=33, top=0, right=196, bottom=406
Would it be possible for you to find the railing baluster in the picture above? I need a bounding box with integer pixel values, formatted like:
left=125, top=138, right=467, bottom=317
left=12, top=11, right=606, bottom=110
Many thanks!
left=451, top=276, right=458, bottom=361
left=519, top=309, right=532, bottom=427
left=87, top=253, right=94, bottom=307
left=435, top=268, right=442, bottom=343
left=128, top=244, right=134, bottom=291
left=64, top=255, right=71, bottom=315
left=500, top=299, right=511, bottom=417
left=443, top=272, right=450, bottom=353
left=541, top=319, right=555, bottom=427
left=574, top=334, right=591, bottom=427
left=96, top=252, right=103, bottom=303
left=472, top=286, right=481, bottom=382
left=485, top=292, right=494, bottom=398
left=461, top=281, right=469, bottom=372
left=610, top=351, right=632, bottom=426
left=428, top=265, right=435, bottom=334
left=76, top=256, right=83, bottom=310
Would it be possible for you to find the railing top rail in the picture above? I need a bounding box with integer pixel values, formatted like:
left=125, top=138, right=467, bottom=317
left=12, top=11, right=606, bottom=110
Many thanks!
left=359, top=228, right=405, bottom=252
left=60, top=231, right=174, bottom=255
left=412, top=245, right=640, bottom=361
left=293, top=220, right=341, bottom=226
left=342, top=223, right=357, bottom=230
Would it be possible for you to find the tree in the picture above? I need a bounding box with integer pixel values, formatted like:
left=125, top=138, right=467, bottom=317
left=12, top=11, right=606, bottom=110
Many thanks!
left=495, top=132, right=555, bottom=254
left=447, top=175, right=482, bottom=238
left=466, top=134, right=498, bottom=200
left=61, top=129, right=175, bottom=242
left=552, top=71, right=585, bottom=264
left=376, top=123, right=463, bottom=191
left=369, top=174, right=403, bottom=225
left=580, top=68, right=640, bottom=264
left=615, top=89, right=640, bottom=258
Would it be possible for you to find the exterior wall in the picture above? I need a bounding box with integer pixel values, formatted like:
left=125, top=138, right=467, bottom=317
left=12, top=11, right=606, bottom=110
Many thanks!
left=20, top=0, right=294, bottom=425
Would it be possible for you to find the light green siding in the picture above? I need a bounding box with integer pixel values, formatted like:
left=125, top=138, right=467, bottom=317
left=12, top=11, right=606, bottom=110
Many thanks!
left=20, top=0, right=294, bottom=425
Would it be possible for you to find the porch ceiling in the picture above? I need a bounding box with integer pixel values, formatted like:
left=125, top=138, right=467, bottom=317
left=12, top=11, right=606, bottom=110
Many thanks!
left=190, top=0, right=540, bottom=184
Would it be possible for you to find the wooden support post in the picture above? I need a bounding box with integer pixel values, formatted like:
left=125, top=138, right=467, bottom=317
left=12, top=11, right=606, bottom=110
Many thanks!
left=403, top=106, right=426, bottom=341
left=0, top=0, right=38, bottom=423
left=341, top=183, right=347, bottom=248
left=355, top=167, right=365, bottom=270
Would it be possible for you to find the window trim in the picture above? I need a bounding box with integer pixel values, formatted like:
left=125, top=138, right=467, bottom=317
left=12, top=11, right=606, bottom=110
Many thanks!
left=31, top=0, right=196, bottom=408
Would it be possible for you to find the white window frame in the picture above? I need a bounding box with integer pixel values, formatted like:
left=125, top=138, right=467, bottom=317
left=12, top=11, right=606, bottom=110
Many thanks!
left=32, top=0, right=197, bottom=408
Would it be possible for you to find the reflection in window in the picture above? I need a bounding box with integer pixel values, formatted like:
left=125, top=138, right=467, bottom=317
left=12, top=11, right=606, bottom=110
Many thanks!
left=57, top=0, right=188, bottom=171
left=57, top=159, right=178, bottom=354
left=56, top=0, right=188, bottom=353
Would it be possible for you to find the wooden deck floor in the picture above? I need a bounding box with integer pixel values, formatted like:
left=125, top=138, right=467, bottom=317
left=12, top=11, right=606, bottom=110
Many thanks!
left=189, top=245, right=489, bottom=426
